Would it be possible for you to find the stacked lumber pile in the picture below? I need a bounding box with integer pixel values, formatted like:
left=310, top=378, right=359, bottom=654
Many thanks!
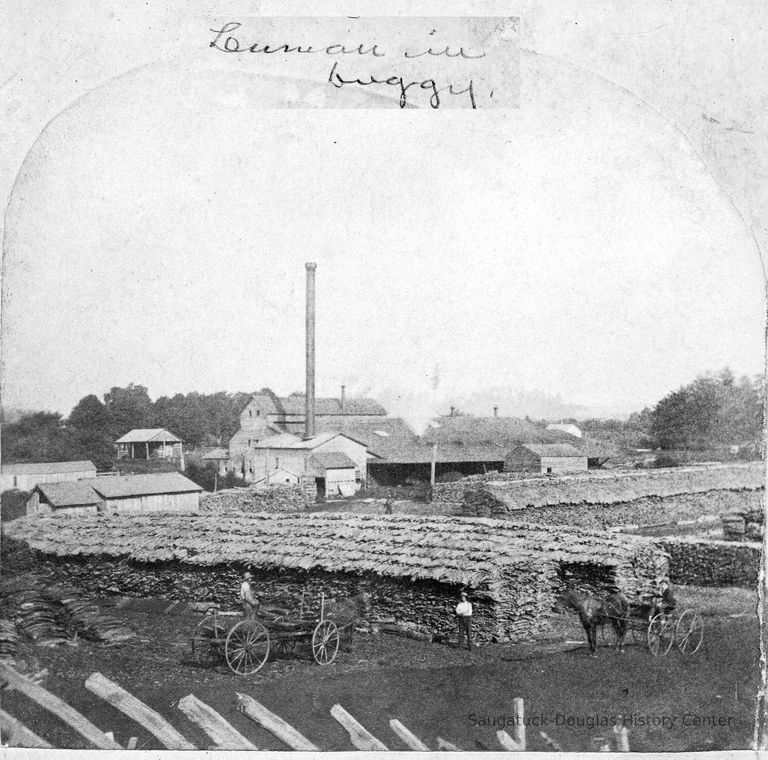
left=660, top=537, right=760, bottom=588
left=200, top=484, right=310, bottom=513
left=5, top=511, right=667, bottom=643
left=0, top=619, right=20, bottom=658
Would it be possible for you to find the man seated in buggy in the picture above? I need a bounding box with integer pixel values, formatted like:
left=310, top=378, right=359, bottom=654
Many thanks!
left=638, top=578, right=677, bottom=620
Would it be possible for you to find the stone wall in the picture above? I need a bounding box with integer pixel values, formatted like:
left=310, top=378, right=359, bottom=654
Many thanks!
left=659, top=537, right=761, bottom=588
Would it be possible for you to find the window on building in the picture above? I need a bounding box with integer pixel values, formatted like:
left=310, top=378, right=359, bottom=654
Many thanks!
left=249, top=410, right=253, bottom=417
left=275, top=457, right=280, bottom=468
left=256, top=410, right=261, bottom=416
left=546, top=467, right=552, bottom=474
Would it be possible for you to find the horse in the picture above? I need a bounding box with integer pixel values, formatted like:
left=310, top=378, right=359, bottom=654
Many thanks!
left=325, top=591, right=372, bottom=652
left=557, top=590, right=629, bottom=656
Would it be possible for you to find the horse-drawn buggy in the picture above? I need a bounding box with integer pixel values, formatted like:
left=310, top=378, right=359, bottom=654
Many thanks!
left=561, top=586, right=704, bottom=657
left=190, top=593, right=343, bottom=675
left=600, top=601, right=705, bottom=656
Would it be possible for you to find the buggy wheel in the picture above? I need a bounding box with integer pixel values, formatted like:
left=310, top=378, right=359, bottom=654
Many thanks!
left=225, top=620, right=270, bottom=675
left=191, top=615, right=226, bottom=667
left=647, top=614, right=674, bottom=656
left=312, top=620, right=340, bottom=665
left=675, top=610, right=704, bottom=655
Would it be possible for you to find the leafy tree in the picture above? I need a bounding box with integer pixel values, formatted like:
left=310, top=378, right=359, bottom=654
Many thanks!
left=103, top=384, right=154, bottom=438
left=650, top=369, right=763, bottom=450
left=68, top=394, right=115, bottom=468
left=1, top=412, right=85, bottom=463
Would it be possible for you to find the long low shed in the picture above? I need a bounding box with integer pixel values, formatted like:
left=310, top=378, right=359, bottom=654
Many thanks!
left=4, top=512, right=668, bottom=642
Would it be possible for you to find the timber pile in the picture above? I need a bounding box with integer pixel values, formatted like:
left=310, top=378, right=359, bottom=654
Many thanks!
left=5, top=511, right=667, bottom=642
left=432, top=462, right=763, bottom=509
left=0, top=619, right=19, bottom=658
left=660, top=537, right=760, bottom=588
left=201, top=484, right=310, bottom=513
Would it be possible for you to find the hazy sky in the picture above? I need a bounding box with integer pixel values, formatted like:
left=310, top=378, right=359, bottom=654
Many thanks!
left=2, top=17, right=765, bottom=420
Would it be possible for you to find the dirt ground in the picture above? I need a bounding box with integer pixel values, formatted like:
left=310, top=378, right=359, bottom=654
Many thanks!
left=0, top=585, right=759, bottom=752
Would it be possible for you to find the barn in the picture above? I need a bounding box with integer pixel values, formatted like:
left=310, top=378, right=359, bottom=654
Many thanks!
left=0, top=461, right=97, bottom=493
left=505, top=443, right=588, bottom=475
left=24, top=472, right=202, bottom=516
left=6, top=511, right=668, bottom=643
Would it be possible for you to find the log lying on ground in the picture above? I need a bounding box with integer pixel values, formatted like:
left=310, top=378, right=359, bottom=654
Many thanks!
left=330, top=703, right=389, bottom=751
left=177, top=694, right=257, bottom=750
left=0, top=661, right=122, bottom=750
left=236, top=692, right=318, bottom=751
left=0, top=708, right=53, bottom=748
left=389, top=719, right=429, bottom=751
left=85, top=672, right=195, bottom=750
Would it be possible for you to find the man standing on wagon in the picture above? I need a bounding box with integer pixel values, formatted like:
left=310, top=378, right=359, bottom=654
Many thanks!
left=455, top=591, right=473, bottom=651
left=240, top=570, right=259, bottom=620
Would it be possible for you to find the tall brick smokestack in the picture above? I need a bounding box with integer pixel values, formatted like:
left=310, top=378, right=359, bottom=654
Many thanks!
left=305, top=262, right=317, bottom=439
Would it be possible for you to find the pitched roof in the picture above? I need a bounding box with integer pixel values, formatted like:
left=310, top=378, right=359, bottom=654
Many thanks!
left=249, top=392, right=387, bottom=417
left=515, top=443, right=584, bottom=458
left=35, top=481, right=103, bottom=508
left=546, top=423, right=582, bottom=437
left=81, top=472, right=202, bottom=498
left=5, top=511, right=667, bottom=599
left=253, top=431, right=371, bottom=451
left=312, top=418, right=420, bottom=460
left=308, top=452, right=357, bottom=472
left=115, top=429, right=182, bottom=444
left=1, top=460, right=96, bottom=475
left=422, top=417, right=566, bottom=447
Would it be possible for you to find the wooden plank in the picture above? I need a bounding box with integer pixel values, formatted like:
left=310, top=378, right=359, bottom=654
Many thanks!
left=0, top=661, right=122, bottom=750
left=177, top=694, right=257, bottom=750
left=437, top=736, right=462, bottom=751
left=236, top=692, right=318, bottom=751
left=496, top=729, right=523, bottom=751
left=0, top=708, right=53, bottom=748
left=613, top=725, right=630, bottom=752
left=539, top=731, right=562, bottom=752
left=330, top=704, right=388, bottom=751
left=84, top=672, right=195, bottom=750
left=512, top=697, right=525, bottom=749
left=389, top=718, right=429, bottom=751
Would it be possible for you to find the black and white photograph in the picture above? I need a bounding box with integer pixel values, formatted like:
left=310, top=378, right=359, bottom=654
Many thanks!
left=1, top=1, right=766, bottom=755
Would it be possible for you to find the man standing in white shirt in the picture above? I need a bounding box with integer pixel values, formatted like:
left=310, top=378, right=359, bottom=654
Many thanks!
left=455, top=591, right=473, bottom=651
left=240, top=571, right=258, bottom=619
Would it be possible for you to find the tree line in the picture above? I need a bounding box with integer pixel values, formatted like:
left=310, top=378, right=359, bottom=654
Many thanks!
left=1, top=384, right=252, bottom=468
left=1, top=369, right=763, bottom=469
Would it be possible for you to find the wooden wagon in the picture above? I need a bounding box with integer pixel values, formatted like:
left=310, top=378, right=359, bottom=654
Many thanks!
left=190, top=594, right=341, bottom=675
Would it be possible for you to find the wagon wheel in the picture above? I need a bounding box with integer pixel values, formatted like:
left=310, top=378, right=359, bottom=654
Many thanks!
left=647, top=613, right=674, bottom=656
left=191, top=615, right=226, bottom=667
left=225, top=620, right=270, bottom=675
left=675, top=609, right=704, bottom=655
left=312, top=620, right=340, bottom=665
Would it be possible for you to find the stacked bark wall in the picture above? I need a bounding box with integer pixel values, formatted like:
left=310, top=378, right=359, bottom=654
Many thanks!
left=659, top=538, right=760, bottom=588
left=20, top=554, right=529, bottom=642
left=200, top=484, right=312, bottom=513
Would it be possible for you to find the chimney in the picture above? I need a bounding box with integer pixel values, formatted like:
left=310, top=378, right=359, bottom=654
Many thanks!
left=305, top=262, right=317, bottom=439
left=493, top=406, right=498, bottom=418
left=340, top=384, right=346, bottom=413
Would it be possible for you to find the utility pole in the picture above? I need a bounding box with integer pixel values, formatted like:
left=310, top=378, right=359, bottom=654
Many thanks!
left=430, top=442, right=438, bottom=486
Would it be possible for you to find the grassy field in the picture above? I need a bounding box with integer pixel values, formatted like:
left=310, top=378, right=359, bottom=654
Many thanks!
left=1, top=584, right=758, bottom=752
